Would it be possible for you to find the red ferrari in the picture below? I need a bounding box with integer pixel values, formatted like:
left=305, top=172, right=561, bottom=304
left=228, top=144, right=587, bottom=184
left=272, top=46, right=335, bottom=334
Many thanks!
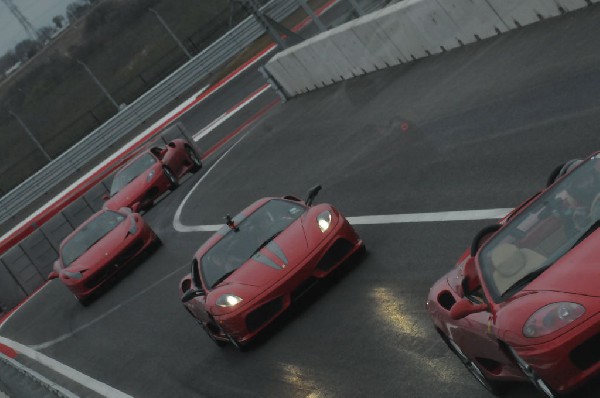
left=104, top=139, right=202, bottom=212
left=179, top=186, right=364, bottom=349
left=427, top=154, right=600, bottom=397
left=49, top=208, right=160, bottom=304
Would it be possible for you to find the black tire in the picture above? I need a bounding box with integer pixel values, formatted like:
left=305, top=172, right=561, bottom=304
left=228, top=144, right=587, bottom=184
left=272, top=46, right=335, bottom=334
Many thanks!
left=507, top=346, right=559, bottom=398
left=201, top=322, right=227, bottom=347
left=77, top=296, right=91, bottom=307
left=163, top=166, right=178, bottom=190
left=186, top=146, right=202, bottom=173
left=471, top=224, right=502, bottom=257
left=438, top=329, right=506, bottom=396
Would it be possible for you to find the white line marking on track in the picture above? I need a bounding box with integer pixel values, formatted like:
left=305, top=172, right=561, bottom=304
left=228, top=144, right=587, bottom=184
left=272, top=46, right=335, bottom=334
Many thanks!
left=173, top=132, right=253, bottom=233
left=192, top=84, right=271, bottom=142
left=347, top=208, right=512, bottom=225
left=0, top=283, right=51, bottom=331
left=0, top=337, right=133, bottom=398
left=30, top=264, right=187, bottom=350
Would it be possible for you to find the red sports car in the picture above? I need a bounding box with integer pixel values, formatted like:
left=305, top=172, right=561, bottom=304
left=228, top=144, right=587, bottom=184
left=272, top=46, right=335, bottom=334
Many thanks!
left=179, top=186, right=364, bottom=349
left=427, top=154, right=600, bottom=397
left=104, top=138, right=202, bottom=212
left=48, top=208, right=160, bottom=304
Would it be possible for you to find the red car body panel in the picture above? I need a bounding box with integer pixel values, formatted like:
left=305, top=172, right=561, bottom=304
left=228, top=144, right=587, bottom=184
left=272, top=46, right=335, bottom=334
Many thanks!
left=105, top=139, right=200, bottom=212
left=52, top=209, right=159, bottom=300
left=180, top=196, right=364, bottom=347
left=427, top=153, right=600, bottom=395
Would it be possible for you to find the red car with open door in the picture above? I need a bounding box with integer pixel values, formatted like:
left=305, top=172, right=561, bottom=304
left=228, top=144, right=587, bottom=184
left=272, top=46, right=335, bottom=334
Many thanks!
left=104, top=138, right=202, bottom=212
left=49, top=208, right=160, bottom=304
left=427, top=154, right=600, bottom=397
left=179, top=186, right=364, bottom=350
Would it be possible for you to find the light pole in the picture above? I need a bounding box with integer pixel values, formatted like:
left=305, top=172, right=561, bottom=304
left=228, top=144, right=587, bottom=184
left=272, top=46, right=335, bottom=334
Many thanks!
left=8, top=110, right=52, bottom=162
left=149, top=8, right=192, bottom=60
left=76, top=59, right=120, bottom=111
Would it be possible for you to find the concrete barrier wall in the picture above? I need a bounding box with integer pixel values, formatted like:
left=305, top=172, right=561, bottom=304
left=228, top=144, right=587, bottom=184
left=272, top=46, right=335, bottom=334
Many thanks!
left=265, top=0, right=593, bottom=98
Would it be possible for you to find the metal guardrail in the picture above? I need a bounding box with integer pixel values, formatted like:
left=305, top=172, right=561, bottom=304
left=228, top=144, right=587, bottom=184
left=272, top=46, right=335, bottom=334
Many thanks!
left=0, top=0, right=300, bottom=226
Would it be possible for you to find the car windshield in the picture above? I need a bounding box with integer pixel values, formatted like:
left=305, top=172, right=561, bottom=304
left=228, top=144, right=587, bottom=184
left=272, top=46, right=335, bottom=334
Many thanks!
left=110, top=153, right=157, bottom=196
left=61, top=211, right=127, bottom=267
left=479, top=155, right=600, bottom=301
left=201, top=199, right=306, bottom=289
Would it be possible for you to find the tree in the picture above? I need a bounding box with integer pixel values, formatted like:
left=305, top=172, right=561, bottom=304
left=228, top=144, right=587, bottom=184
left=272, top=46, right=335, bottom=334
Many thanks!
left=66, top=1, right=91, bottom=24
left=38, top=26, right=57, bottom=41
left=52, top=15, right=65, bottom=29
left=14, top=40, right=42, bottom=61
left=0, top=51, right=19, bottom=74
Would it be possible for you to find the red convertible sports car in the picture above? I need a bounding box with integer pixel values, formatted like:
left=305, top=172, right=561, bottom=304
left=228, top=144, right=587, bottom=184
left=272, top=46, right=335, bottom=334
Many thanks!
left=427, top=153, right=600, bottom=397
left=179, top=186, right=364, bottom=349
left=104, top=138, right=202, bottom=212
left=49, top=208, right=160, bottom=304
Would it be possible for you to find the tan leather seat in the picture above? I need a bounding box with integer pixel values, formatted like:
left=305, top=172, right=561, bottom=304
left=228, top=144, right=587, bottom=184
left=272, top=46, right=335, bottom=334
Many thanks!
left=490, top=243, right=547, bottom=294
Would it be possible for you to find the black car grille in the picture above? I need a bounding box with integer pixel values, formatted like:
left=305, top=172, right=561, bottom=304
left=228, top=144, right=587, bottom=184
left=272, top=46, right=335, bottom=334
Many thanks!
left=245, top=297, right=284, bottom=332
left=84, top=265, right=115, bottom=289
left=83, top=239, right=143, bottom=289
left=570, top=333, right=600, bottom=370
left=115, top=239, right=144, bottom=264
left=316, top=239, right=354, bottom=272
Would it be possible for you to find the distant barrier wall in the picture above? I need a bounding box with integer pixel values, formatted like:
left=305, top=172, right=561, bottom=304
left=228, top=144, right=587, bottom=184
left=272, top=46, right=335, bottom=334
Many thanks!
left=264, top=0, right=596, bottom=97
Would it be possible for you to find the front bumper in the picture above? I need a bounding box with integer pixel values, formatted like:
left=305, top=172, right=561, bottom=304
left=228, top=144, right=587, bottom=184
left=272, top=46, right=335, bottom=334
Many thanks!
left=213, top=220, right=363, bottom=343
left=513, top=312, right=600, bottom=393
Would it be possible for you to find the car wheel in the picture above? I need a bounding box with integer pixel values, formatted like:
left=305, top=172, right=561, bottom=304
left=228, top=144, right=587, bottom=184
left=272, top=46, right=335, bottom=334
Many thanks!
left=439, top=330, right=506, bottom=396
left=200, top=321, right=227, bottom=347
left=163, top=166, right=178, bottom=190
left=186, top=146, right=202, bottom=173
left=508, top=346, right=558, bottom=398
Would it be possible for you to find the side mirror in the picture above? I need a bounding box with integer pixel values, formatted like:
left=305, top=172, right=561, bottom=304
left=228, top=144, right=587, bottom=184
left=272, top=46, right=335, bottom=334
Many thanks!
left=181, top=288, right=205, bottom=303
left=48, top=271, right=59, bottom=280
left=102, top=193, right=110, bottom=201
left=119, top=207, right=133, bottom=214
left=450, top=298, right=488, bottom=320
left=305, top=185, right=322, bottom=206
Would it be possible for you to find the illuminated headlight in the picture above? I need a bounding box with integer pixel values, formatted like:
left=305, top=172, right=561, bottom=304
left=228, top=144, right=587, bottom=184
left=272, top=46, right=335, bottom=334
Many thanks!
left=317, top=211, right=332, bottom=232
left=62, top=270, right=83, bottom=279
left=146, top=170, right=155, bottom=183
left=523, top=302, right=585, bottom=338
left=216, top=294, right=243, bottom=307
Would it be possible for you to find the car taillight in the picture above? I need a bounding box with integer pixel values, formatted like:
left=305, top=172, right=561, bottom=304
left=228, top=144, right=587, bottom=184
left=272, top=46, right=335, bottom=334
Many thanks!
left=523, top=302, right=585, bottom=338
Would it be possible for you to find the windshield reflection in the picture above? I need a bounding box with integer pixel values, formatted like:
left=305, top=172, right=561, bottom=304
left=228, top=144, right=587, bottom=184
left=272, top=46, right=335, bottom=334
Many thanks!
left=479, top=155, right=600, bottom=300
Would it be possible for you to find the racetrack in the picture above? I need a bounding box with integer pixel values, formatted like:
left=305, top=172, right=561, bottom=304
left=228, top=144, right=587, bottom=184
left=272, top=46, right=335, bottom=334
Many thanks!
left=2, top=4, right=600, bottom=397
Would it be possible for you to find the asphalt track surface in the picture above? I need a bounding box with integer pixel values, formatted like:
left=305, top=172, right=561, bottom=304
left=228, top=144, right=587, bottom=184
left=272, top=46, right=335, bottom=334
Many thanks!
left=3, top=5, right=600, bottom=398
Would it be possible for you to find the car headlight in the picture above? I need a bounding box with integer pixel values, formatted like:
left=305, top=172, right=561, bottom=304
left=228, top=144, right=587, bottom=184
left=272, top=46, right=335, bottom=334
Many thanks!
left=317, top=211, right=332, bottom=232
left=146, top=170, right=155, bottom=183
left=62, top=270, right=83, bottom=279
left=523, top=302, right=585, bottom=338
left=216, top=294, right=243, bottom=307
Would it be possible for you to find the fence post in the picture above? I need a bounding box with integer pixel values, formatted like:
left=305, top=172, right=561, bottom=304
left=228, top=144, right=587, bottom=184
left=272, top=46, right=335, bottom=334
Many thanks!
left=0, top=258, right=28, bottom=296
left=18, top=244, right=43, bottom=279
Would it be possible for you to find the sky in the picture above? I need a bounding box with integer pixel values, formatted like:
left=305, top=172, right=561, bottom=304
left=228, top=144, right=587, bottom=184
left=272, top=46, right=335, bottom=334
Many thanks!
left=0, top=0, right=75, bottom=56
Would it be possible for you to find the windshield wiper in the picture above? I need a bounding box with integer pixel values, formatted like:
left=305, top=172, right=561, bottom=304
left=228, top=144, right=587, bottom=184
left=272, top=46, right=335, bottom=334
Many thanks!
left=571, top=219, right=600, bottom=249
left=211, top=270, right=236, bottom=288
left=250, top=230, right=283, bottom=258
left=501, top=266, right=551, bottom=298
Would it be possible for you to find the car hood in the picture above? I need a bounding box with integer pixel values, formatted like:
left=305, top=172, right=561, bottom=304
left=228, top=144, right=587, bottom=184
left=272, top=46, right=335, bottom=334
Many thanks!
left=65, top=221, right=130, bottom=273
left=524, top=233, right=600, bottom=297
left=106, top=168, right=155, bottom=210
left=220, top=221, right=309, bottom=289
